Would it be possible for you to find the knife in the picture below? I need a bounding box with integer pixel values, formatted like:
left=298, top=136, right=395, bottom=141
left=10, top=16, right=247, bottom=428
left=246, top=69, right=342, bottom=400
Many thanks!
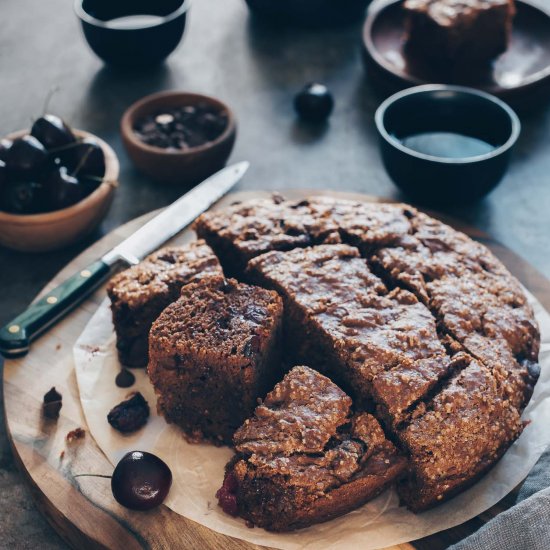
left=0, top=161, right=249, bottom=358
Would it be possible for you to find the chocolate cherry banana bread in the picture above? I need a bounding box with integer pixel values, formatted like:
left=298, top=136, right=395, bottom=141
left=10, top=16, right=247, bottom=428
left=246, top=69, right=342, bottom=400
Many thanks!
left=148, top=275, right=283, bottom=445
left=107, top=241, right=222, bottom=367
left=217, top=366, right=407, bottom=531
left=404, top=0, right=515, bottom=66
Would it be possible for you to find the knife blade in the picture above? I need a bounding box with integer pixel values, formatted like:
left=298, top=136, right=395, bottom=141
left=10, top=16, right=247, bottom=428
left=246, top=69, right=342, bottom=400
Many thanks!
left=0, top=161, right=249, bottom=358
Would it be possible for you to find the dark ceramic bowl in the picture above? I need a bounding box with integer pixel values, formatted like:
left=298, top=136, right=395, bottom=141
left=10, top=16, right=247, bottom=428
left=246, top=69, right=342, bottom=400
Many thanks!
left=244, top=0, right=370, bottom=27
left=375, top=85, right=521, bottom=205
left=120, top=91, right=237, bottom=185
left=74, top=0, right=189, bottom=67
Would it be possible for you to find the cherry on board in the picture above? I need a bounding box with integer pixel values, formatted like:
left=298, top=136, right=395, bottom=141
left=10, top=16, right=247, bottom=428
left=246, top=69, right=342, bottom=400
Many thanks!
left=111, top=451, right=172, bottom=511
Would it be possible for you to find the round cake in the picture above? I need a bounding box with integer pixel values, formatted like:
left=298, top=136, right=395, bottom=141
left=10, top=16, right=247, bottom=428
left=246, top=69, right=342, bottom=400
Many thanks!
left=194, top=194, right=540, bottom=512
left=109, top=193, right=541, bottom=525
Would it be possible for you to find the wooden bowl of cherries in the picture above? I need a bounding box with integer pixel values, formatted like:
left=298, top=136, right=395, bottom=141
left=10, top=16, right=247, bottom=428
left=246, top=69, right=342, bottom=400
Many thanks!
left=0, top=114, right=119, bottom=252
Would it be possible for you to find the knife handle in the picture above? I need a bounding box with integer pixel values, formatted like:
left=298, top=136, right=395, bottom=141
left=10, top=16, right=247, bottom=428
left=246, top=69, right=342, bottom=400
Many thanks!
left=0, top=260, right=111, bottom=358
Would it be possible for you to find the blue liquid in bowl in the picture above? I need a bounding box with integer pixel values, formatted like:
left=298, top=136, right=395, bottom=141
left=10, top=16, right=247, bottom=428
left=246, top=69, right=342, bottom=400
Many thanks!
left=401, top=132, right=496, bottom=159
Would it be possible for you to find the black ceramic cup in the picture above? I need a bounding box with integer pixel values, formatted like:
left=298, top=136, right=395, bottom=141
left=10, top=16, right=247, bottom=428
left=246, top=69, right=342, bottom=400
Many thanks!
left=244, top=0, right=370, bottom=27
left=375, top=85, right=521, bottom=205
left=74, top=0, right=189, bottom=67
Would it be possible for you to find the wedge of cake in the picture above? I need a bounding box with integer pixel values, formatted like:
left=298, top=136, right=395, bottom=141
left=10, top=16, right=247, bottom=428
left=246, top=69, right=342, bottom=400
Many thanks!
left=217, top=366, right=407, bottom=531
left=398, top=353, right=531, bottom=510
left=247, top=244, right=452, bottom=428
left=107, top=241, right=222, bottom=367
left=404, top=0, right=515, bottom=66
left=193, top=194, right=340, bottom=276
left=148, top=275, right=283, bottom=445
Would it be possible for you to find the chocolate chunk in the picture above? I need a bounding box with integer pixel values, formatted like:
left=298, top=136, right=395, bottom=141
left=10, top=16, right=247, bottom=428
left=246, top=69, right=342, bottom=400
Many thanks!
left=115, top=369, right=136, bottom=388
left=107, top=392, right=150, bottom=434
left=43, top=387, right=62, bottom=419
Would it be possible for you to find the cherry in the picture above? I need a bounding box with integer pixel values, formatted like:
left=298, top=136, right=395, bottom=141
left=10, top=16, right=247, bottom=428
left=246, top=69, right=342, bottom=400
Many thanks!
left=61, top=137, right=105, bottom=179
left=0, top=139, right=13, bottom=162
left=1, top=180, right=46, bottom=214
left=4, top=135, right=48, bottom=178
left=44, top=166, right=85, bottom=210
left=111, top=451, right=172, bottom=511
left=294, top=83, right=334, bottom=123
left=31, top=114, right=75, bottom=151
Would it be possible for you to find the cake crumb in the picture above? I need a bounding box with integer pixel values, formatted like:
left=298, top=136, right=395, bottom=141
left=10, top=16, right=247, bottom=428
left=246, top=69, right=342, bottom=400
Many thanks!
left=66, top=428, right=86, bottom=442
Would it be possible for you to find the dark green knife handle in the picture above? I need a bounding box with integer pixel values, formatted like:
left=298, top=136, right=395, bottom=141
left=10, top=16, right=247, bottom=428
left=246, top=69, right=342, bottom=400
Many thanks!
left=0, top=260, right=110, bottom=358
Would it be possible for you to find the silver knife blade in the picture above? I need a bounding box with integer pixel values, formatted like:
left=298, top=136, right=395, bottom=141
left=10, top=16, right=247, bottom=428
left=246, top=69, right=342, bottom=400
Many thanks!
left=102, top=161, right=249, bottom=266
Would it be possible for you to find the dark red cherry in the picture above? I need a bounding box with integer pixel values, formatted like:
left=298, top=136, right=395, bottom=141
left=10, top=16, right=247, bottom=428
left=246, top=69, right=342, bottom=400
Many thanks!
left=294, top=82, right=334, bottom=123
left=4, top=135, right=48, bottom=177
left=31, top=114, right=75, bottom=151
left=0, top=139, right=13, bottom=162
left=1, top=180, right=46, bottom=214
left=45, top=166, right=85, bottom=210
left=111, top=451, right=172, bottom=511
left=61, top=137, right=105, bottom=179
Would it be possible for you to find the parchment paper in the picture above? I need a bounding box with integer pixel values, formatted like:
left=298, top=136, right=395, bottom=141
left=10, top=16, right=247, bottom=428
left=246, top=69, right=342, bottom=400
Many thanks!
left=74, top=289, right=550, bottom=550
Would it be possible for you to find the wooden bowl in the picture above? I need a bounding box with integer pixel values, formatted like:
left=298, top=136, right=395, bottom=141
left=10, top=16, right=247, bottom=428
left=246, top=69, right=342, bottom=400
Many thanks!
left=120, top=91, right=237, bottom=185
left=0, top=129, right=119, bottom=253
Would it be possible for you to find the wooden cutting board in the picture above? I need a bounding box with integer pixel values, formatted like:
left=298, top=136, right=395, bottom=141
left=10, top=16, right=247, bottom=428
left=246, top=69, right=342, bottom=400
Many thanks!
left=4, top=190, right=550, bottom=550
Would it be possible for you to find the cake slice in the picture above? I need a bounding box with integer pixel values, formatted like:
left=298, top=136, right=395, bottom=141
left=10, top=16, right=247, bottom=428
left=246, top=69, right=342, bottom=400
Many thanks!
left=193, top=194, right=340, bottom=276
left=404, top=0, right=515, bottom=66
left=398, top=353, right=532, bottom=510
left=217, top=366, right=406, bottom=531
left=107, top=241, right=222, bottom=367
left=247, top=244, right=452, bottom=428
left=148, top=275, right=283, bottom=445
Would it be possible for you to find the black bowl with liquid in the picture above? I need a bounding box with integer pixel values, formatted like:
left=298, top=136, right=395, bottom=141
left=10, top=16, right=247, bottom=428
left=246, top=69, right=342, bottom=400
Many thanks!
left=375, top=85, right=521, bottom=205
left=75, top=0, right=189, bottom=67
left=244, top=0, right=370, bottom=27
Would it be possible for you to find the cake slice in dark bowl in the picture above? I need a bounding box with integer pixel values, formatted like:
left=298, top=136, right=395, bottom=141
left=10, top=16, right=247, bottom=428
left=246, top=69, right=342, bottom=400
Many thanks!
left=216, top=366, right=407, bottom=531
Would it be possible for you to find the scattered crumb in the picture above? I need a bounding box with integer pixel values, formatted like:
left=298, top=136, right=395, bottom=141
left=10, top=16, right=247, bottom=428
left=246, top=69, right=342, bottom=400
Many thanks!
left=66, top=428, right=86, bottom=442
left=55, top=343, right=61, bottom=351
left=59, top=450, right=65, bottom=460
left=43, top=387, right=62, bottom=420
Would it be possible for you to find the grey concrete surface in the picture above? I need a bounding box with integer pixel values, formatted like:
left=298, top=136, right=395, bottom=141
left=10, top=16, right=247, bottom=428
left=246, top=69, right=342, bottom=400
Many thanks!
left=0, top=0, right=549, bottom=547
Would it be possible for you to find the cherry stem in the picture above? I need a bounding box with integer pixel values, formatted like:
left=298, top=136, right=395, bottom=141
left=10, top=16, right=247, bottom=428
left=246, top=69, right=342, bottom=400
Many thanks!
left=48, top=138, right=85, bottom=154
left=71, top=145, right=94, bottom=177
left=73, top=474, right=112, bottom=479
left=42, top=85, right=60, bottom=116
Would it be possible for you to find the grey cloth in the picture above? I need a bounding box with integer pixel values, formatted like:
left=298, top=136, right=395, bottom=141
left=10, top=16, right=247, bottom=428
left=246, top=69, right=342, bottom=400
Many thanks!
left=451, top=448, right=550, bottom=550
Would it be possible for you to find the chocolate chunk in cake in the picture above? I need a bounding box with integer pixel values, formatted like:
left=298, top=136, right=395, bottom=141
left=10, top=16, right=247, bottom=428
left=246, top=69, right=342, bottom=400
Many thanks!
left=398, top=353, right=525, bottom=510
left=404, top=0, right=515, bottom=66
left=148, top=275, right=283, bottom=445
left=218, top=366, right=406, bottom=531
left=248, top=244, right=452, bottom=428
left=107, top=241, right=222, bottom=367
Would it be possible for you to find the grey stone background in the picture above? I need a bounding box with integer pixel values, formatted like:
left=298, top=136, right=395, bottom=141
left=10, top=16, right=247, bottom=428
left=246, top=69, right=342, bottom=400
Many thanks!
left=1, top=0, right=549, bottom=547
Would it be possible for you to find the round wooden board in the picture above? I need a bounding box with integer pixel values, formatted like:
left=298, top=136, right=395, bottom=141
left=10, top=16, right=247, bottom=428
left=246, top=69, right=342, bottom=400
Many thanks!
left=4, top=190, right=550, bottom=550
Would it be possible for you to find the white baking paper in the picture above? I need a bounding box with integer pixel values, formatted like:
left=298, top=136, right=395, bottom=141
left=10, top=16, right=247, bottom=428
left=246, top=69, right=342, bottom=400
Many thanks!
left=74, top=289, right=550, bottom=550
